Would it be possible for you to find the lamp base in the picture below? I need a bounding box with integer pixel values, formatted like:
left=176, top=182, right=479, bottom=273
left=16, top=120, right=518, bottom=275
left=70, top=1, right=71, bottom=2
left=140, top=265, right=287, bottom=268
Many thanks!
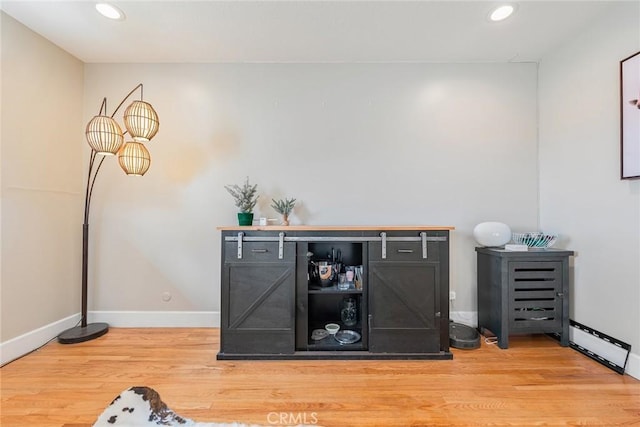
left=58, top=322, right=109, bottom=344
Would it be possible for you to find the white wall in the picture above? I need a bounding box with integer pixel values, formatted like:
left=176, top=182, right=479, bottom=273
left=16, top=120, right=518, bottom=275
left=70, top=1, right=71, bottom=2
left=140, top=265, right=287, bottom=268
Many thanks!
left=1, top=13, right=84, bottom=342
left=83, top=62, right=539, bottom=319
left=539, top=1, right=640, bottom=374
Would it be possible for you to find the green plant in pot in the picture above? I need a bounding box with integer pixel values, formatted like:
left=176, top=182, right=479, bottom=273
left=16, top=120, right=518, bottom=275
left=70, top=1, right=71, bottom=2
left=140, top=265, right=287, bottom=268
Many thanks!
left=225, top=177, right=258, bottom=226
left=271, top=197, right=296, bottom=226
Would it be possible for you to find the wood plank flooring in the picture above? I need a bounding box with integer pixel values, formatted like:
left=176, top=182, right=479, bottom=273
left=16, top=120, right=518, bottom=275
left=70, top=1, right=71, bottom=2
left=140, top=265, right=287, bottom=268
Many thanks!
left=1, top=328, right=639, bottom=426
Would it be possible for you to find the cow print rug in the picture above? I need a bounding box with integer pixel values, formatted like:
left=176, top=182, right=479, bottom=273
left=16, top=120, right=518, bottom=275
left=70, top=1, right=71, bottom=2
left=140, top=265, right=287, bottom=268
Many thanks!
left=93, top=386, right=316, bottom=427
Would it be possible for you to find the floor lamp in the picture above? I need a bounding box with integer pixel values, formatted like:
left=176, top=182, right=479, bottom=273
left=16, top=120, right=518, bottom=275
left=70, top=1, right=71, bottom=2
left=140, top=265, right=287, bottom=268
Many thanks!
left=58, top=83, right=159, bottom=344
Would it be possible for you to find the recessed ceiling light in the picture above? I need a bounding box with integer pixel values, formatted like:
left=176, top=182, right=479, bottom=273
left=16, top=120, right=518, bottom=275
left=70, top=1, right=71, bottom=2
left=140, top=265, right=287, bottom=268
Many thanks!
left=489, top=4, right=516, bottom=22
left=95, top=3, right=125, bottom=21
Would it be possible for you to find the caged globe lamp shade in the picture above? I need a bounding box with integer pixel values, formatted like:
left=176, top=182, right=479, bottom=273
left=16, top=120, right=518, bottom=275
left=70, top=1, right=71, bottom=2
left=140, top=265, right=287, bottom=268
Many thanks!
left=85, top=115, right=124, bottom=155
left=118, top=141, right=151, bottom=176
left=473, top=222, right=512, bottom=247
left=124, top=100, right=159, bottom=142
left=57, top=83, right=158, bottom=345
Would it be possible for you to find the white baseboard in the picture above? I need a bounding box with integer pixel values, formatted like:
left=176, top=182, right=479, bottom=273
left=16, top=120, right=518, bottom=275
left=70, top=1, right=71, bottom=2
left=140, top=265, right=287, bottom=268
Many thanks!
left=0, top=311, right=219, bottom=366
left=3, top=310, right=638, bottom=380
left=0, top=313, right=81, bottom=366
left=624, top=350, right=640, bottom=380
left=450, top=311, right=478, bottom=327
left=89, top=310, right=220, bottom=328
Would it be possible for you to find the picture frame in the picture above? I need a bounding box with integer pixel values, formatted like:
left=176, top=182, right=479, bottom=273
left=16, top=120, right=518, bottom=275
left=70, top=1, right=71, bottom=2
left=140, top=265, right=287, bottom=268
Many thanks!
left=620, top=50, right=640, bottom=179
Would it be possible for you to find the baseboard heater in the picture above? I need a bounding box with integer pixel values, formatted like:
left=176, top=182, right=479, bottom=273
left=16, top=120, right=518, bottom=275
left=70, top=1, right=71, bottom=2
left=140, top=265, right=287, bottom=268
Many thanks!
left=550, top=319, right=631, bottom=375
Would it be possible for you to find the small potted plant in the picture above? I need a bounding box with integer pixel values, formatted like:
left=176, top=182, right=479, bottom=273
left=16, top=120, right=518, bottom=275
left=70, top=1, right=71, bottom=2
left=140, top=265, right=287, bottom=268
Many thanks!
left=225, top=177, right=259, bottom=226
left=271, top=197, right=296, bottom=226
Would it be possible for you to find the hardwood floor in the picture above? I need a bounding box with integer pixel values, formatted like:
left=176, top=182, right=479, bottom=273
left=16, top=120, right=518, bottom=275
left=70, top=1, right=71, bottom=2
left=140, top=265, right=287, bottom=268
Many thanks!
left=1, top=328, right=639, bottom=426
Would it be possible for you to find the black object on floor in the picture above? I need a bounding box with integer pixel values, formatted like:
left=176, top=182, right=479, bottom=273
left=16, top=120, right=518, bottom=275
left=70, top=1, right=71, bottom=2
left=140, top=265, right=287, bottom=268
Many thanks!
left=449, top=322, right=480, bottom=349
left=548, top=319, right=631, bottom=375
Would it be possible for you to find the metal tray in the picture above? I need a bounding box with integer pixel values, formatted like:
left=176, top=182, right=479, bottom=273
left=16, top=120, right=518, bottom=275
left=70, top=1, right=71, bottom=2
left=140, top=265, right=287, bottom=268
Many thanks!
left=334, top=330, right=361, bottom=345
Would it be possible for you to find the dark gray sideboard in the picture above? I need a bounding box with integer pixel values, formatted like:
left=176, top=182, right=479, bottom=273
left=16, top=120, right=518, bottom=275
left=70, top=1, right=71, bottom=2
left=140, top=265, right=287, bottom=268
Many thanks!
left=218, top=225, right=454, bottom=360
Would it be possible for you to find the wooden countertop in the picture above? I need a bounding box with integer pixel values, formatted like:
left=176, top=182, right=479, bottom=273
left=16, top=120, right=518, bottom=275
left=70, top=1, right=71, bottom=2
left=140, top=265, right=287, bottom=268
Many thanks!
left=217, top=225, right=455, bottom=231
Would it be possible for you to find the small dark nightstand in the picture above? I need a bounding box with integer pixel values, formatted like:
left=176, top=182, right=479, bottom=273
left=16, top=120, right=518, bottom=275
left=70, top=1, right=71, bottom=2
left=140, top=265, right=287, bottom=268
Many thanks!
left=475, top=247, right=574, bottom=349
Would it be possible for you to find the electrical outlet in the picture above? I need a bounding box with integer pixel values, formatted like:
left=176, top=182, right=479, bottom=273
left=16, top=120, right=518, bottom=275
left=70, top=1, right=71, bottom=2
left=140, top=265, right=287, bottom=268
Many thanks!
left=449, top=291, right=456, bottom=301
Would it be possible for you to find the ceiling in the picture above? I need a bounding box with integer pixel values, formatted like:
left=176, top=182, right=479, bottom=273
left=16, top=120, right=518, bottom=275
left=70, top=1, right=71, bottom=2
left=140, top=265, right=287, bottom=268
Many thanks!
left=0, top=1, right=619, bottom=63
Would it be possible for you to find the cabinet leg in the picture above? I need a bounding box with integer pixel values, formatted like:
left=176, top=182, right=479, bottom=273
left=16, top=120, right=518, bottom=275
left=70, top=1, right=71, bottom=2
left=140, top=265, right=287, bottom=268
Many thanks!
left=497, top=336, right=509, bottom=349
